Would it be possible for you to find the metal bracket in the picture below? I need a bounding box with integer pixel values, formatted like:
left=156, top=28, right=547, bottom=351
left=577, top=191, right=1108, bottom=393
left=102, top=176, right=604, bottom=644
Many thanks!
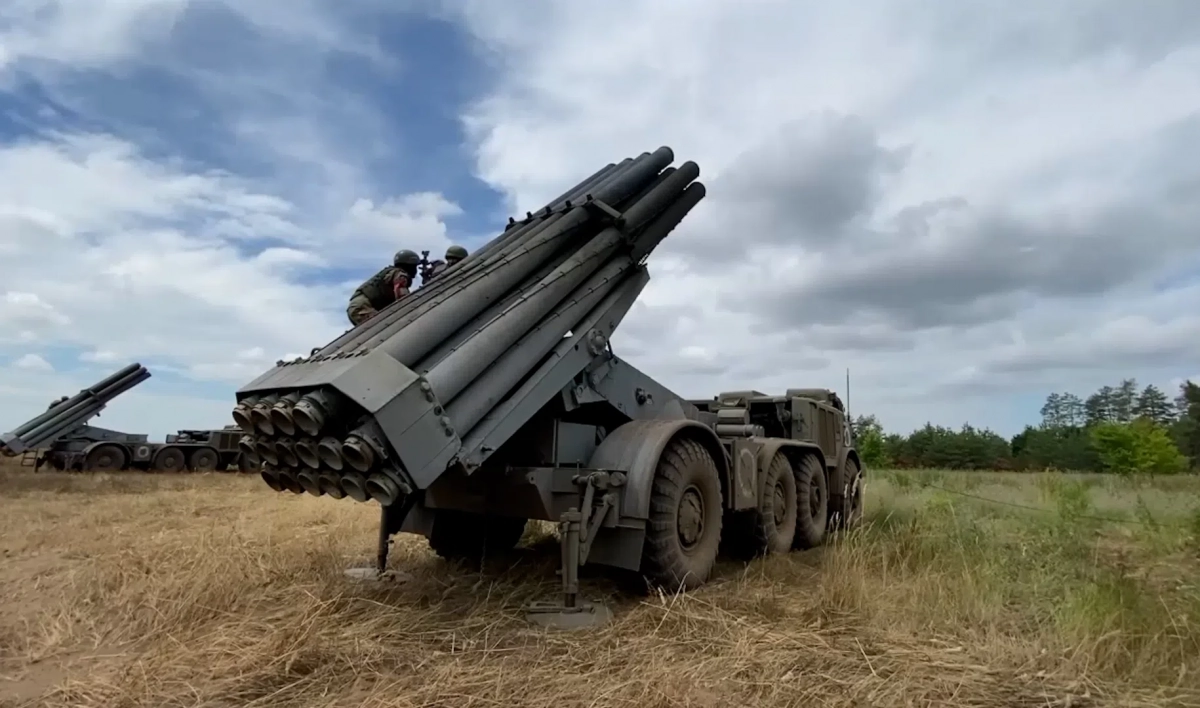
left=582, top=196, right=626, bottom=229
left=524, top=471, right=622, bottom=629
left=573, top=470, right=623, bottom=565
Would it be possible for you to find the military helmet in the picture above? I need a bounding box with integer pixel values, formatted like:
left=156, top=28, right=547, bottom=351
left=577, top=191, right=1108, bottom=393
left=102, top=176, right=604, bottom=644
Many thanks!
left=393, top=249, right=420, bottom=267
left=445, top=244, right=468, bottom=261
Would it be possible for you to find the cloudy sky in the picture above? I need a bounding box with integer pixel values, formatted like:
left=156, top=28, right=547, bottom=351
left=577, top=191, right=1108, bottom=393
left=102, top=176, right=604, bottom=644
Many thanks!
left=1, top=0, right=1198, bottom=442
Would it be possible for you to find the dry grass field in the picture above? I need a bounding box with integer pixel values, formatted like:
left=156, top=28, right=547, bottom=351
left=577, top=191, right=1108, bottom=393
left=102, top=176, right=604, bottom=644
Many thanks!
left=1, top=458, right=1198, bottom=708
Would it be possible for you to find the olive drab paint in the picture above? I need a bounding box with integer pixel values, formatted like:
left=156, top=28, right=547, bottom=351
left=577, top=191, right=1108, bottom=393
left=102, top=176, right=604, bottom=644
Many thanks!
left=229, top=147, right=863, bottom=628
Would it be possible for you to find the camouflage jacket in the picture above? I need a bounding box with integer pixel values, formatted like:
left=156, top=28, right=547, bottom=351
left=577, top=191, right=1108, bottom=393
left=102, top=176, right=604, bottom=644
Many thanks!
left=353, top=266, right=411, bottom=310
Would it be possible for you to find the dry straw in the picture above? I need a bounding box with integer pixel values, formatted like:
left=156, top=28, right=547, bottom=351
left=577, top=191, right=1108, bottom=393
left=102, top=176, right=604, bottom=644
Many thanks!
left=1, top=463, right=1197, bottom=707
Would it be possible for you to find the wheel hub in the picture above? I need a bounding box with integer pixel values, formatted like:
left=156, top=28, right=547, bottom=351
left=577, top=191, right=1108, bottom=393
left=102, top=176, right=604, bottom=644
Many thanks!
left=809, top=483, right=822, bottom=517
left=677, top=486, right=705, bottom=550
left=772, top=481, right=786, bottom=526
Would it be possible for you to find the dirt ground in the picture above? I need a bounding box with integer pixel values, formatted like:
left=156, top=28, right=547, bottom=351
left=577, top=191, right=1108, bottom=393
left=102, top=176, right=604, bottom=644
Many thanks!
left=1, top=462, right=1197, bottom=707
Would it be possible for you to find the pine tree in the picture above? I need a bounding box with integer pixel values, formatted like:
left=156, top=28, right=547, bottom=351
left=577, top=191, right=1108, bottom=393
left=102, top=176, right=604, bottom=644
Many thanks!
left=1112, top=378, right=1138, bottom=423
left=1134, top=384, right=1173, bottom=425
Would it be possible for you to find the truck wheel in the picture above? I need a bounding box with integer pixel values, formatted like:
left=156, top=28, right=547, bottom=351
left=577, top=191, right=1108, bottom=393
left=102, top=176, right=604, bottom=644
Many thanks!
left=153, top=446, right=186, bottom=473
left=237, top=452, right=258, bottom=473
left=640, top=436, right=723, bottom=591
left=722, top=452, right=797, bottom=558
left=428, top=509, right=528, bottom=563
left=189, top=447, right=219, bottom=472
left=792, top=453, right=828, bottom=550
left=834, top=459, right=864, bottom=532
left=84, top=444, right=126, bottom=472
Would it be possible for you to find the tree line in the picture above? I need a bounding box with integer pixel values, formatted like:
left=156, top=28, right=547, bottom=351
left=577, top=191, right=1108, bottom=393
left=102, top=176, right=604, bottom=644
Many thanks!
left=852, top=379, right=1200, bottom=475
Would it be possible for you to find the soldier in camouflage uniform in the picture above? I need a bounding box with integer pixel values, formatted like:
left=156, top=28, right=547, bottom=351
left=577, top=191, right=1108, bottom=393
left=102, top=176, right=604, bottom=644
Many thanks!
left=346, top=249, right=421, bottom=326
left=426, top=244, right=468, bottom=281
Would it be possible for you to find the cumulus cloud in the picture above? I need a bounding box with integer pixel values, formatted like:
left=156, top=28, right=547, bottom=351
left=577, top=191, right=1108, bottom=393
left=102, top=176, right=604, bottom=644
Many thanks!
left=0, top=1, right=468, bottom=438
left=451, top=0, right=1200, bottom=434
left=3, top=0, right=1198, bottom=442
left=12, top=353, right=52, bottom=371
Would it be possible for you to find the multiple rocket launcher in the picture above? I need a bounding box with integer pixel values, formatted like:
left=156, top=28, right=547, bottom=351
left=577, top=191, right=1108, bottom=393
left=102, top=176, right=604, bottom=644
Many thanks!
left=0, top=363, right=151, bottom=455
left=229, top=147, right=705, bottom=506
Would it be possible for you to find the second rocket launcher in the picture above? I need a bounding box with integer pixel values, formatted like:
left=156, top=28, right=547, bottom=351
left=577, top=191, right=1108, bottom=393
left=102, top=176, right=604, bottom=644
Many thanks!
left=231, top=146, right=705, bottom=505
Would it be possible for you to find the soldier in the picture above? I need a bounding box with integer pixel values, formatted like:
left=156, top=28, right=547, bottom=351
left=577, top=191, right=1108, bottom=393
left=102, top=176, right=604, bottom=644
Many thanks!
left=426, top=244, right=468, bottom=282
left=346, top=249, right=421, bottom=326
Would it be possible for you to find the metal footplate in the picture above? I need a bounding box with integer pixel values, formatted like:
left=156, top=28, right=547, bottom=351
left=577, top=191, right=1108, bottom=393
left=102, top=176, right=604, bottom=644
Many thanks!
left=345, top=496, right=417, bottom=583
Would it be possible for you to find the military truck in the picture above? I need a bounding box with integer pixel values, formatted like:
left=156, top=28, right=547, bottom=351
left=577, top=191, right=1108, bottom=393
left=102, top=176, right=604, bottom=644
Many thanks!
left=1, top=363, right=252, bottom=473
left=231, top=146, right=865, bottom=627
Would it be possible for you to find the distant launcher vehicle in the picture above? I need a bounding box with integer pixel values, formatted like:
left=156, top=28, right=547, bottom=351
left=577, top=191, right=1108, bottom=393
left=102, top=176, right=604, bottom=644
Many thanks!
left=231, top=146, right=865, bottom=628
left=0, top=363, right=253, bottom=473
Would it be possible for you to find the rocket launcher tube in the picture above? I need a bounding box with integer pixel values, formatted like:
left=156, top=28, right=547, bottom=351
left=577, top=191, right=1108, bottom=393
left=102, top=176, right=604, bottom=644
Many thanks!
left=455, top=182, right=707, bottom=462
left=326, top=209, right=573, bottom=356
left=628, top=182, right=708, bottom=260
left=413, top=243, right=579, bottom=374
left=459, top=160, right=622, bottom=269
left=459, top=160, right=622, bottom=268
left=7, top=401, right=104, bottom=453
left=449, top=179, right=707, bottom=436
left=344, top=154, right=652, bottom=355
left=423, top=234, right=620, bottom=403
left=3, top=366, right=150, bottom=452
left=6, top=364, right=147, bottom=439
left=421, top=160, right=699, bottom=404
left=445, top=257, right=637, bottom=434
left=7, top=362, right=144, bottom=437
left=376, top=149, right=674, bottom=368
left=359, top=209, right=579, bottom=352
left=313, top=159, right=631, bottom=357
left=457, top=268, right=650, bottom=461
left=11, top=399, right=104, bottom=446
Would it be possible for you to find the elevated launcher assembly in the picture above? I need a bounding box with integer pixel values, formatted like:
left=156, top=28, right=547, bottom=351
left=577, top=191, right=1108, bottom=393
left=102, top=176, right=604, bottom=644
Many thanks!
left=1, top=363, right=247, bottom=473
left=232, top=147, right=865, bottom=628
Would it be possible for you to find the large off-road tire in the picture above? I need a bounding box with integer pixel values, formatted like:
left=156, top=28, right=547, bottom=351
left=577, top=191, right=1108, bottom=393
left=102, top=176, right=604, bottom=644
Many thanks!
left=237, top=452, right=258, bottom=473
left=792, top=453, right=829, bottom=550
left=722, top=452, right=797, bottom=558
left=152, top=446, right=186, bottom=473
left=831, top=458, right=864, bottom=532
left=84, top=444, right=126, bottom=472
left=428, top=509, right=528, bottom=563
left=189, top=447, right=219, bottom=472
left=640, top=436, right=724, bottom=591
